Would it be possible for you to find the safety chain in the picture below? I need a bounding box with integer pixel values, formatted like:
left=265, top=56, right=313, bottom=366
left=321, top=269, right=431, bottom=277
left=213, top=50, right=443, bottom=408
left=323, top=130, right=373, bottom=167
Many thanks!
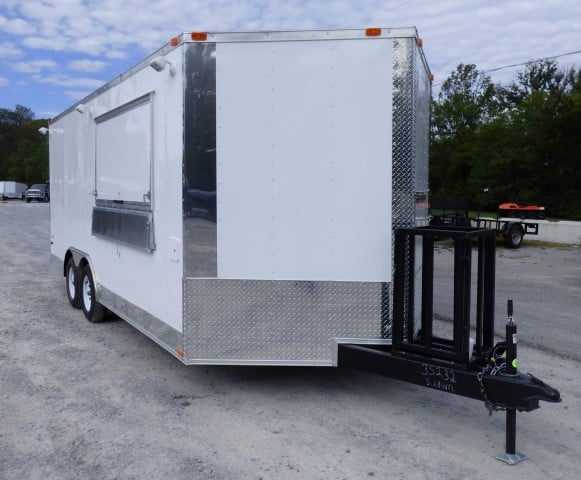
left=477, top=363, right=507, bottom=416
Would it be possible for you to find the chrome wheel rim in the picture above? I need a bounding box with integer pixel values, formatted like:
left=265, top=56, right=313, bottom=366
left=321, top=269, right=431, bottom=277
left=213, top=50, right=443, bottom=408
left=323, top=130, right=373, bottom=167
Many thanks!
left=82, top=275, right=92, bottom=311
left=67, top=267, right=76, bottom=299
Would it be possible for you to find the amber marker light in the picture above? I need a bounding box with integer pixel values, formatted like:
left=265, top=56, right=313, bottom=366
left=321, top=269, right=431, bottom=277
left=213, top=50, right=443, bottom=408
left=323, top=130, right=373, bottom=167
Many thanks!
left=177, top=348, right=184, bottom=358
left=170, top=37, right=180, bottom=46
left=191, top=32, right=208, bottom=41
left=365, top=27, right=382, bottom=37
left=417, top=38, right=424, bottom=48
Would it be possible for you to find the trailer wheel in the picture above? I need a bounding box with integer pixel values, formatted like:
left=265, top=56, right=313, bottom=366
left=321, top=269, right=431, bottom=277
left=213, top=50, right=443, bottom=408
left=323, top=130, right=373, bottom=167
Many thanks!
left=80, top=264, right=107, bottom=323
left=65, top=258, right=82, bottom=309
left=505, top=224, right=524, bottom=249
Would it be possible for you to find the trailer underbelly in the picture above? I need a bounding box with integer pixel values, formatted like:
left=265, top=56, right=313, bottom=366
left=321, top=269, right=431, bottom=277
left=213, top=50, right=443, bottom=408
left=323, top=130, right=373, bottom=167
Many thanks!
left=90, top=272, right=391, bottom=366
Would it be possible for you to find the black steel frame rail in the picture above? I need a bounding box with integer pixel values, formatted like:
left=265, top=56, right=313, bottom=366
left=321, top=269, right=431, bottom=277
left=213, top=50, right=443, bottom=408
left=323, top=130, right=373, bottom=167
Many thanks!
left=338, top=343, right=560, bottom=412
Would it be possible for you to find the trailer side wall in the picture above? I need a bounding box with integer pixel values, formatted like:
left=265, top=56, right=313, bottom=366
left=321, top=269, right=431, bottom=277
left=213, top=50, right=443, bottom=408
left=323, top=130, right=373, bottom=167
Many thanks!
left=50, top=47, right=185, bottom=346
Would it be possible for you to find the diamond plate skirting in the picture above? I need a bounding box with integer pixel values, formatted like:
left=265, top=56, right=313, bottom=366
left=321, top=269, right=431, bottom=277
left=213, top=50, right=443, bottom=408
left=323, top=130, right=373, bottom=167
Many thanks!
left=183, top=279, right=389, bottom=365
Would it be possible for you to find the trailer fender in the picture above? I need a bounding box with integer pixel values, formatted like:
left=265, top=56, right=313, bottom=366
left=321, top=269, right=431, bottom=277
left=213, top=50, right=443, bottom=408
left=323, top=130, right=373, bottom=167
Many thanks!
left=63, top=250, right=75, bottom=276
left=65, top=247, right=102, bottom=300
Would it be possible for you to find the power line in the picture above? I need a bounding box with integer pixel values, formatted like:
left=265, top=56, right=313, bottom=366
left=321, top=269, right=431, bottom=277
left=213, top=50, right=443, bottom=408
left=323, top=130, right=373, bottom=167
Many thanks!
left=347, top=0, right=419, bottom=28
left=483, top=49, right=581, bottom=74
left=238, top=3, right=287, bottom=30
left=434, top=48, right=581, bottom=87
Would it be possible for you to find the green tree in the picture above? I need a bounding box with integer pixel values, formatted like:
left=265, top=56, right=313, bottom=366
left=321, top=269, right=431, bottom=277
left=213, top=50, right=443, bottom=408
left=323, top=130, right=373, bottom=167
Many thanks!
left=430, top=64, right=498, bottom=196
left=505, top=59, right=569, bottom=106
left=430, top=60, right=581, bottom=219
left=502, top=61, right=581, bottom=217
left=0, top=105, right=48, bottom=183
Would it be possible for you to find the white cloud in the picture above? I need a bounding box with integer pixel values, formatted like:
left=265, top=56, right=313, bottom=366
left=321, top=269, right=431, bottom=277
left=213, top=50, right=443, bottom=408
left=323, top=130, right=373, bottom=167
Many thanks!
left=32, top=73, right=104, bottom=89
left=0, top=41, right=23, bottom=59
left=38, top=109, right=60, bottom=119
left=0, top=14, right=34, bottom=34
left=0, top=76, right=9, bottom=87
left=21, top=35, right=63, bottom=51
left=2, top=0, right=581, bottom=115
left=104, top=50, right=128, bottom=60
left=64, top=89, right=91, bottom=100
left=68, top=59, right=108, bottom=73
left=9, top=0, right=266, bottom=55
left=12, top=59, right=58, bottom=73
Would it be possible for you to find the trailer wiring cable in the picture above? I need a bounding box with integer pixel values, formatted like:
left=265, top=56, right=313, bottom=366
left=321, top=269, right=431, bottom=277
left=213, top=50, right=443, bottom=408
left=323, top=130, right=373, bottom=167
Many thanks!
left=476, top=344, right=509, bottom=416
left=477, top=362, right=507, bottom=416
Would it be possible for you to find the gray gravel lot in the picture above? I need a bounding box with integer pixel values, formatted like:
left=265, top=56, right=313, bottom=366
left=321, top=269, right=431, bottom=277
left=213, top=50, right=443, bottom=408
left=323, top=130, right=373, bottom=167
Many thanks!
left=1, top=201, right=580, bottom=480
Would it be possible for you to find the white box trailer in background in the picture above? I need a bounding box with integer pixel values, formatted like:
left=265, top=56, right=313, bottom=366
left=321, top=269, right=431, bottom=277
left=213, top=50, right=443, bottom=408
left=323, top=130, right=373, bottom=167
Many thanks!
left=49, top=28, right=431, bottom=365
left=0, top=181, right=27, bottom=200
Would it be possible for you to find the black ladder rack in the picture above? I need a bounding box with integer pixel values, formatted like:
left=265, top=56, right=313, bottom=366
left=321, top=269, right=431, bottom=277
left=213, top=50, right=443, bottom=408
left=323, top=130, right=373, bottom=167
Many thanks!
left=393, top=225, right=496, bottom=368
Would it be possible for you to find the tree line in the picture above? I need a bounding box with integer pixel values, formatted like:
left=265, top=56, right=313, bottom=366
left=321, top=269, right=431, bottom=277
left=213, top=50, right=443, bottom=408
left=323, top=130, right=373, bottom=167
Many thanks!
left=431, top=59, right=581, bottom=220
left=0, top=105, right=48, bottom=185
left=1, top=58, right=580, bottom=219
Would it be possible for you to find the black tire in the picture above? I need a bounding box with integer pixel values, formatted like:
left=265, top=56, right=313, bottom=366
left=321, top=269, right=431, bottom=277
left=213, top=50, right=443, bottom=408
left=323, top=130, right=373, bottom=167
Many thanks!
left=25, top=198, right=30, bottom=203
left=505, top=224, right=524, bottom=249
left=65, top=257, right=82, bottom=309
left=80, top=264, right=107, bottom=323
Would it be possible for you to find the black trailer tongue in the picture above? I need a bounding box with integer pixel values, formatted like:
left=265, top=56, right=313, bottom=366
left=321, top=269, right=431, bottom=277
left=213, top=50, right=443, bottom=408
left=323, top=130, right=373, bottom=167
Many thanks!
left=339, top=226, right=560, bottom=464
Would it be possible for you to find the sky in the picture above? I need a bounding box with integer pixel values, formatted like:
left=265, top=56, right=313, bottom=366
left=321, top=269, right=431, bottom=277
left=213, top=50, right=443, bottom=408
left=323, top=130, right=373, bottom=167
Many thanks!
left=0, top=0, right=580, bottom=120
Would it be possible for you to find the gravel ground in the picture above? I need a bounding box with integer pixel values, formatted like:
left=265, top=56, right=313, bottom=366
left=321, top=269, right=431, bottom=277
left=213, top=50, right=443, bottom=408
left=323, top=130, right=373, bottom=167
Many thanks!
left=1, top=201, right=580, bottom=480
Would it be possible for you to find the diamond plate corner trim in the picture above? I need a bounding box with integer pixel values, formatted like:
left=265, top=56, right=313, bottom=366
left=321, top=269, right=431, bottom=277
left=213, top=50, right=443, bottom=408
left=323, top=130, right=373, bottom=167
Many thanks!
left=391, top=37, right=415, bottom=329
left=392, top=37, right=430, bottom=228
left=99, top=286, right=183, bottom=359
left=413, top=42, right=431, bottom=226
left=392, top=37, right=416, bottom=231
left=392, top=38, right=430, bottom=335
left=411, top=44, right=431, bottom=331
left=182, top=279, right=390, bottom=365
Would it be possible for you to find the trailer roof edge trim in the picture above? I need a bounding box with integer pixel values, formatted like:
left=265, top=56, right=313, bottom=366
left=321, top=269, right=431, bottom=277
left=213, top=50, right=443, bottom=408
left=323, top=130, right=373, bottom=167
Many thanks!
left=51, top=27, right=426, bottom=123
left=184, top=27, right=419, bottom=43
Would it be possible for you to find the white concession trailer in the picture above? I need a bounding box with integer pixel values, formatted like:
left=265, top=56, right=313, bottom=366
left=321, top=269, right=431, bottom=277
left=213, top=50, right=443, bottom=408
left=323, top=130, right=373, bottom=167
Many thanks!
left=48, top=29, right=564, bottom=461
left=49, top=28, right=431, bottom=366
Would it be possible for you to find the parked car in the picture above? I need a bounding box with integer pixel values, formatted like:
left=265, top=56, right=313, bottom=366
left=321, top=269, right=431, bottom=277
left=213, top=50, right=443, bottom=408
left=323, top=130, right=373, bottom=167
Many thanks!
left=24, top=183, right=49, bottom=202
